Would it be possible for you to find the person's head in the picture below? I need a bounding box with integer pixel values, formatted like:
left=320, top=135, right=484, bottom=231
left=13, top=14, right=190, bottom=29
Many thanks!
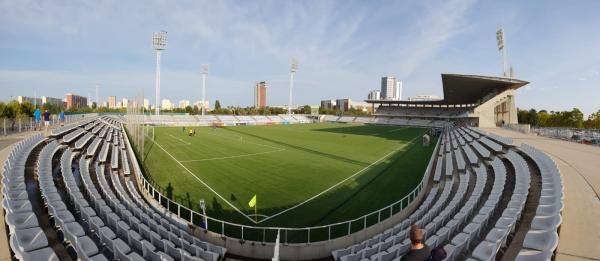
left=409, top=224, right=423, bottom=246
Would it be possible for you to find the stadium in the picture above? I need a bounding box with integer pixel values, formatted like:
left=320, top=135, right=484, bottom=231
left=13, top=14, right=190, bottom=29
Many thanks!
left=4, top=3, right=600, bottom=261
left=3, top=69, right=577, bottom=261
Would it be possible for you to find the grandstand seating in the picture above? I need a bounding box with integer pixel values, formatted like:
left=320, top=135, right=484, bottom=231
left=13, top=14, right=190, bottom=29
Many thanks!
left=375, top=106, right=470, bottom=118
left=2, top=115, right=563, bottom=260
left=2, top=116, right=227, bottom=260
left=331, top=124, right=563, bottom=261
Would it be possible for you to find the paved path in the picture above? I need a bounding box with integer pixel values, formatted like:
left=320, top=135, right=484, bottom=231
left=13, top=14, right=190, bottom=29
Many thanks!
left=484, top=128, right=600, bottom=261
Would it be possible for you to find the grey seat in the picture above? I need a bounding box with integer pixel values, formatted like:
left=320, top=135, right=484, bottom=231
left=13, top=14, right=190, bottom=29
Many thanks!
left=530, top=215, right=562, bottom=231
left=340, top=251, right=362, bottom=261
left=64, top=222, right=86, bottom=245
left=484, top=228, right=508, bottom=248
left=182, top=252, right=204, bottom=261
left=2, top=199, right=32, bottom=213
left=471, top=241, right=498, bottom=261
left=98, top=226, right=117, bottom=253
left=442, top=244, right=456, bottom=261
left=362, top=245, right=379, bottom=259
left=515, top=249, right=553, bottom=261
left=19, top=246, right=60, bottom=261
left=116, top=243, right=145, bottom=261
left=380, top=249, right=397, bottom=261
left=196, top=248, right=218, bottom=261
left=75, top=236, right=100, bottom=258
left=450, top=233, right=469, bottom=258
left=6, top=212, right=39, bottom=233
left=522, top=230, right=559, bottom=252
left=12, top=226, right=48, bottom=253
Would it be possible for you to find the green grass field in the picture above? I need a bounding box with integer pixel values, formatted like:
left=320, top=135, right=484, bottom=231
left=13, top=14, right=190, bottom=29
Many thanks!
left=139, top=123, right=436, bottom=237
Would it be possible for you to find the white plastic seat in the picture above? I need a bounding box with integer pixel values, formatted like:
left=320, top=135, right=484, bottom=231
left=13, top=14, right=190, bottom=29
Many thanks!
left=515, top=249, right=553, bottom=261
left=471, top=241, right=498, bottom=261
left=522, top=230, right=559, bottom=252
left=11, top=226, right=49, bottom=253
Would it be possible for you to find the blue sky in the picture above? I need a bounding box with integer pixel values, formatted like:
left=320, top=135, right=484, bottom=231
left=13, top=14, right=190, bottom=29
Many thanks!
left=0, top=0, right=599, bottom=115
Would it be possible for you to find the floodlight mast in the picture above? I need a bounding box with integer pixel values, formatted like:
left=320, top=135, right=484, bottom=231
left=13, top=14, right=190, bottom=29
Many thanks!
left=152, top=31, right=167, bottom=115
left=288, top=59, right=298, bottom=116
left=201, top=64, right=209, bottom=117
left=496, top=27, right=508, bottom=77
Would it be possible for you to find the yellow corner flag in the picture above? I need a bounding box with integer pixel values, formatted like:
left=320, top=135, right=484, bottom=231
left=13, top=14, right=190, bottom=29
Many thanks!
left=248, top=194, right=257, bottom=208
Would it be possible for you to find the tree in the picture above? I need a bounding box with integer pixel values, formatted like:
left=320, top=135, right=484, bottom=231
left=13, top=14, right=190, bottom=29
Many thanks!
left=214, top=100, right=221, bottom=110
left=517, top=108, right=530, bottom=124
left=585, top=109, right=600, bottom=129
left=302, top=105, right=311, bottom=114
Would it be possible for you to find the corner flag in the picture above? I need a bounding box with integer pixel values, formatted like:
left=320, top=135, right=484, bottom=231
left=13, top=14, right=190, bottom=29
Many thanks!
left=248, top=195, right=257, bottom=208
left=249, top=194, right=258, bottom=222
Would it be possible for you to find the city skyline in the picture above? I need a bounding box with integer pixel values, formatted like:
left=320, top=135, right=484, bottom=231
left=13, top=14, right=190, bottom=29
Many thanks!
left=1, top=1, right=600, bottom=115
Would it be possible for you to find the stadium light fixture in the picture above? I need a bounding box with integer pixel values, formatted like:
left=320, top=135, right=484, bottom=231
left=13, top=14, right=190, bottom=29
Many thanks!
left=201, top=64, right=209, bottom=117
left=496, top=27, right=508, bottom=77
left=95, top=84, right=99, bottom=108
left=152, top=31, right=167, bottom=115
left=288, top=59, right=299, bottom=116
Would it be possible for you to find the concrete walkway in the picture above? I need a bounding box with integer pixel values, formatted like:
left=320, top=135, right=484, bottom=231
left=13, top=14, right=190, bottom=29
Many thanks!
left=0, top=131, right=43, bottom=261
left=484, top=128, right=600, bottom=261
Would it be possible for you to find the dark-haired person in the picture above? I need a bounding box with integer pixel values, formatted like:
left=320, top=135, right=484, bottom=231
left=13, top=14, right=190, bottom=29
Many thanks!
left=401, top=225, right=431, bottom=261
left=43, top=110, right=51, bottom=131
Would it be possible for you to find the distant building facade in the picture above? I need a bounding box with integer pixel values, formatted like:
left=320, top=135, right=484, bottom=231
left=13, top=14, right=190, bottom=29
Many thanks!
left=178, top=100, right=190, bottom=109
left=122, top=98, right=129, bottom=108
left=320, top=99, right=336, bottom=110
left=194, top=101, right=209, bottom=111
left=108, top=96, right=117, bottom=108
left=16, top=96, right=42, bottom=106
left=336, top=99, right=352, bottom=112
left=368, top=90, right=381, bottom=100
left=381, top=76, right=396, bottom=100
left=41, top=96, right=65, bottom=108
left=254, top=81, right=267, bottom=108
left=380, top=76, right=402, bottom=100
left=143, top=99, right=150, bottom=110
left=66, top=93, right=88, bottom=109
left=161, top=99, right=172, bottom=110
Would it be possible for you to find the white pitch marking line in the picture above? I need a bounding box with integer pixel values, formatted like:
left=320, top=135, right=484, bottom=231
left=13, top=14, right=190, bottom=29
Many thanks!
left=204, top=129, right=283, bottom=150
left=258, top=135, right=421, bottom=223
left=168, top=134, right=192, bottom=145
left=146, top=136, right=258, bottom=224
left=179, top=148, right=285, bottom=163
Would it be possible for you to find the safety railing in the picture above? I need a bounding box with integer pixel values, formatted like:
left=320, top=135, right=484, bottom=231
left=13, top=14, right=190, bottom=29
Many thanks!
left=122, top=122, right=441, bottom=244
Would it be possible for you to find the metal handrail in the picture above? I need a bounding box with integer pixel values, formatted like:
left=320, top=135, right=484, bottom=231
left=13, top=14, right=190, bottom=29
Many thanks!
left=122, top=122, right=441, bottom=243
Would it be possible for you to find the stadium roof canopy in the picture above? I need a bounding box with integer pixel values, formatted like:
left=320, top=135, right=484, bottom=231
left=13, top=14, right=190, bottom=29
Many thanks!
left=366, top=74, right=529, bottom=106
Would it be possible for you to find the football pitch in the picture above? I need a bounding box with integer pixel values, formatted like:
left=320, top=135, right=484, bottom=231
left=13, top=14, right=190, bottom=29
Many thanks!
left=139, top=123, right=437, bottom=232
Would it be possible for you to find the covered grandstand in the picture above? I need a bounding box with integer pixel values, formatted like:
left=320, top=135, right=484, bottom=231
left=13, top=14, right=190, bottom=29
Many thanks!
left=366, top=74, right=529, bottom=128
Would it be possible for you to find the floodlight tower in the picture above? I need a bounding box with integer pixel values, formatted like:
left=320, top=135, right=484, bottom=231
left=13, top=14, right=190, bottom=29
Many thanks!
left=95, top=84, right=99, bottom=108
left=288, top=59, right=298, bottom=116
left=152, top=31, right=167, bottom=115
left=496, top=27, right=508, bottom=77
left=201, top=64, right=209, bottom=117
